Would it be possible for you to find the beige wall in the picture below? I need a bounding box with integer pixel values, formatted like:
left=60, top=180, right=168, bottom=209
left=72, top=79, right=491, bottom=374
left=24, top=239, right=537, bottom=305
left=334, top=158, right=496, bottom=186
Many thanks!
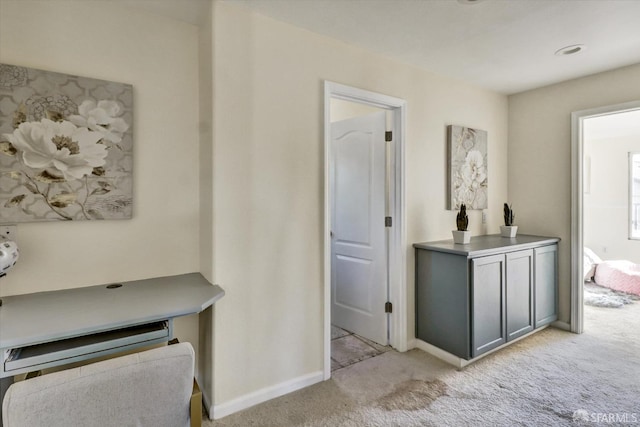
left=210, top=1, right=508, bottom=409
left=0, top=0, right=201, bottom=352
left=197, top=0, right=216, bottom=407
left=199, top=1, right=215, bottom=284
left=508, top=63, right=640, bottom=324
left=584, top=135, right=640, bottom=263
left=2, top=0, right=512, bottom=415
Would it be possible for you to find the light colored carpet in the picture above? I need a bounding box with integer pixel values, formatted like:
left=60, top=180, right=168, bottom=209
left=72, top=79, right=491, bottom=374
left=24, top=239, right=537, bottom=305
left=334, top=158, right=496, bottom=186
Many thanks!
left=584, top=281, right=640, bottom=308
left=205, top=302, right=640, bottom=426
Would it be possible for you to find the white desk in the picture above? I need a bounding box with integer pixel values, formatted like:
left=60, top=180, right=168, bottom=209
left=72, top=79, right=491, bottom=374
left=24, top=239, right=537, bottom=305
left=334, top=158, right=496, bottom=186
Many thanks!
left=0, top=273, right=224, bottom=418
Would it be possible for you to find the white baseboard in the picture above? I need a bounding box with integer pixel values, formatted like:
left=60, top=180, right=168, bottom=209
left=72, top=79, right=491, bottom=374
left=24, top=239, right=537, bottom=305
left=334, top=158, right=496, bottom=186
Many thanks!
left=212, top=371, right=324, bottom=420
left=201, top=387, right=213, bottom=420
left=414, top=325, right=552, bottom=369
left=413, top=339, right=469, bottom=369
left=552, top=320, right=571, bottom=331
left=195, top=373, right=213, bottom=420
left=406, top=338, right=417, bottom=350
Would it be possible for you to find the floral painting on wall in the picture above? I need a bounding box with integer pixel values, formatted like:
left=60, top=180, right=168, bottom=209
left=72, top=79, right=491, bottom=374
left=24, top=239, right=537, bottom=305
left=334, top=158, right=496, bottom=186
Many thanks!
left=0, top=64, right=133, bottom=222
left=447, top=125, right=488, bottom=210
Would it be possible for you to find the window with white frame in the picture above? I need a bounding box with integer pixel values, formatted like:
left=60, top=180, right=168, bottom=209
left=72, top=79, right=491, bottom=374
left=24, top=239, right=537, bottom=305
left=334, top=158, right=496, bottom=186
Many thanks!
left=629, top=152, right=640, bottom=239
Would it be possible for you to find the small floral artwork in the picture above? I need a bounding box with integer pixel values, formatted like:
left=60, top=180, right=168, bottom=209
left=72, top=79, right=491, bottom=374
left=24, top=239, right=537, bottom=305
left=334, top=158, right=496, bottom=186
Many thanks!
left=447, top=125, right=488, bottom=210
left=0, top=64, right=133, bottom=222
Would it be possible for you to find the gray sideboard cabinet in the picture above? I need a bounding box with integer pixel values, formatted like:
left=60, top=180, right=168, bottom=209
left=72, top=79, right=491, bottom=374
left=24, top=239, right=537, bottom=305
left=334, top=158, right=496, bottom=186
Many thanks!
left=414, top=234, right=559, bottom=361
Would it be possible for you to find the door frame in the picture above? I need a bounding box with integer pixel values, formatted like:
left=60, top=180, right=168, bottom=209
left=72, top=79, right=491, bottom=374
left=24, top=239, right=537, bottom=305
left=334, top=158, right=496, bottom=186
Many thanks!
left=323, top=81, right=407, bottom=380
left=570, top=100, right=640, bottom=333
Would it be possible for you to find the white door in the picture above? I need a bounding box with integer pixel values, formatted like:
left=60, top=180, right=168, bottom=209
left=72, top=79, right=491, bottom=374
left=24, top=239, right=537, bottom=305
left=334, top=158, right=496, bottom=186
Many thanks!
left=331, top=111, right=388, bottom=345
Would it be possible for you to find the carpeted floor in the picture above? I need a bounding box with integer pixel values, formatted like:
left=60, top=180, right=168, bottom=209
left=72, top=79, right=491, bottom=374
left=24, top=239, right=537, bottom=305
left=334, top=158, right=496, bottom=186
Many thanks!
left=584, top=281, right=640, bottom=308
left=205, top=302, right=640, bottom=426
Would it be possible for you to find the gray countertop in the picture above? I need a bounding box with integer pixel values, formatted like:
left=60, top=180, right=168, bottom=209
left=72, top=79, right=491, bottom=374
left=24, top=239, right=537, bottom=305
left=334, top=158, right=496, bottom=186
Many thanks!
left=413, top=234, right=560, bottom=258
left=0, top=273, right=224, bottom=349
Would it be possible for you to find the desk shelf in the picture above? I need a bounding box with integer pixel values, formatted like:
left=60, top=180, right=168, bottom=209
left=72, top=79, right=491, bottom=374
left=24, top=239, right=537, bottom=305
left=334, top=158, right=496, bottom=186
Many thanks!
left=4, top=320, right=171, bottom=376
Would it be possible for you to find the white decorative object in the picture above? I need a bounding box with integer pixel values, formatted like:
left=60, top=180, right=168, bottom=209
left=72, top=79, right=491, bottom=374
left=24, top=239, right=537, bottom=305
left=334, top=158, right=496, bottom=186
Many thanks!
left=0, top=235, right=19, bottom=277
left=452, top=230, right=471, bottom=244
left=500, top=225, right=518, bottom=238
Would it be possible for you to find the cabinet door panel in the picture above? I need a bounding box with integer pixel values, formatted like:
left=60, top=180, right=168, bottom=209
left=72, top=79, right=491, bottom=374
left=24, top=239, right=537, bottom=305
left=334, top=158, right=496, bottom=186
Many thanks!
left=535, top=245, right=558, bottom=327
left=506, top=249, right=534, bottom=341
left=415, top=250, right=470, bottom=359
left=471, top=254, right=506, bottom=358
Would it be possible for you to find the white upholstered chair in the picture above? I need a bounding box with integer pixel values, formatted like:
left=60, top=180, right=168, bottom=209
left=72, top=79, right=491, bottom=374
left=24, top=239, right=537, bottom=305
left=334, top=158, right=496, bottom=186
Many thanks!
left=2, top=342, right=201, bottom=427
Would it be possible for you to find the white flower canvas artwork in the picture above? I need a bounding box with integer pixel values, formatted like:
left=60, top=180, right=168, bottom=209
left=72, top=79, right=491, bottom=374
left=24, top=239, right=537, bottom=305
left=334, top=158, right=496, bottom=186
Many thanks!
left=448, top=125, right=488, bottom=210
left=0, top=64, right=133, bottom=222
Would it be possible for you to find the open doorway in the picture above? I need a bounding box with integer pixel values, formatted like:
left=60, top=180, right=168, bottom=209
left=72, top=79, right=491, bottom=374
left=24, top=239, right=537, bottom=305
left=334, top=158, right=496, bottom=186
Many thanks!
left=582, top=111, right=640, bottom=320
left=323, top=82, right=407, bottom=380
left=571, top=101, right=640, bottom=333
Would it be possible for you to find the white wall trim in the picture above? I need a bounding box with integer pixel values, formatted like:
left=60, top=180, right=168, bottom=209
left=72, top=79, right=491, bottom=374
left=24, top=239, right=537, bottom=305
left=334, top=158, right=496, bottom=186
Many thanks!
left=571, top=100, right=640, bottom=334
left=323, top=81, right=407, bottom=381
left=414, top=326, right=551, bottom=370
left=413, top=339, right=468, bottom=369
left=212, top=371, right=323, bottom=420
left=551, top=320, right=571, bottom=332
left=201, top=385, right=213, bottom=420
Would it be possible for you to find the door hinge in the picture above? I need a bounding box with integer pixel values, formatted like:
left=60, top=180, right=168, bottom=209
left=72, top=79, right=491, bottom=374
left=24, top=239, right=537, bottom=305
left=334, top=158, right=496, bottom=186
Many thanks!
left=385, top=301, right=393, bottom=313
left=385, top=131, right=393, bottom=142
left=385, top=216, right=392, bottom=227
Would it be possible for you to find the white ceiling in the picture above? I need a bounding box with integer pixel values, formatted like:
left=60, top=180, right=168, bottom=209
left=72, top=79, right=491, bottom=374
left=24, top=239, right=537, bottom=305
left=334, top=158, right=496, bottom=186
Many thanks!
left=123, top=0, right=640, bottom=95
